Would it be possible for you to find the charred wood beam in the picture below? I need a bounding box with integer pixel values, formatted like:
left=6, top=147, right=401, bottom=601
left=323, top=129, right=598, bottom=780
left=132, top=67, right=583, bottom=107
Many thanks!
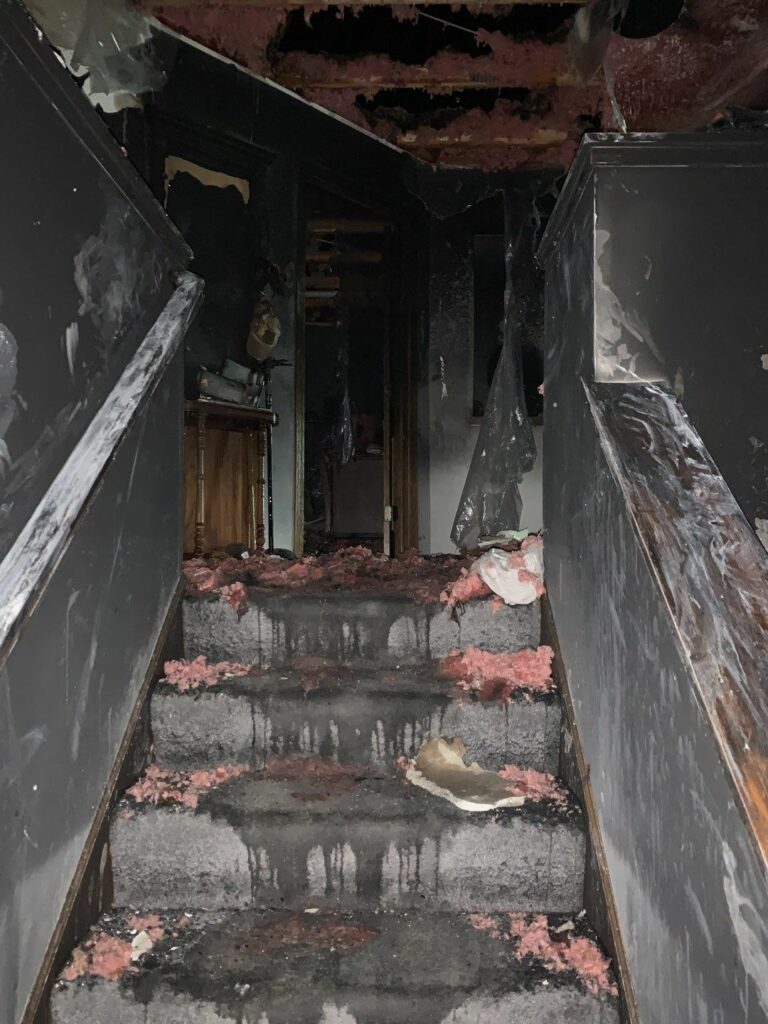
left=395, top=127, right=568, bottom=148
left=154, top=0, right=584, bottom=6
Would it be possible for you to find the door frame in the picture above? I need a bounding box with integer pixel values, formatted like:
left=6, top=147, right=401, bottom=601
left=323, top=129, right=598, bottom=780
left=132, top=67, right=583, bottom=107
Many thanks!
left=292, top=168, right=420, bottom=555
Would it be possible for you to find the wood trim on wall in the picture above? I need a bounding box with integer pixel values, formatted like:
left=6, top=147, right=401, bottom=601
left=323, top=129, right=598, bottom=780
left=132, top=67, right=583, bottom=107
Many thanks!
left=542, top=597, right=640, bottom=1024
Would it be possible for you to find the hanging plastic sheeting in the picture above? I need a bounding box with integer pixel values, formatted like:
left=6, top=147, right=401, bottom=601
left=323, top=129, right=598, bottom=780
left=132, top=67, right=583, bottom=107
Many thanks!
left=27, top=0, right=164, bottom=110
left=335, top=305, right=355, bottom=466
left=567, top=0, right=630, bottom=84
left=451, top=190, right=541, bottom=549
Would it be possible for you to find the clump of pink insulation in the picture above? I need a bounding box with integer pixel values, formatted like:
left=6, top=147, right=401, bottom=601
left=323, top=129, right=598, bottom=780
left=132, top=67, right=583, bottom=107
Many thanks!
left=439, top=645, right=555, bottom=698
left=469, top=913, right=618, bottom=998
left=125, top=764, right=249, bottom=809
left=498, top=764, right=568, bottom=807
left=440, top=567, right=492, bottom=608
left=184, top=546, right=483, bottom=604
left=163, top=655, right=251, bottom=693
left=59, top=931, right=135, bottom=982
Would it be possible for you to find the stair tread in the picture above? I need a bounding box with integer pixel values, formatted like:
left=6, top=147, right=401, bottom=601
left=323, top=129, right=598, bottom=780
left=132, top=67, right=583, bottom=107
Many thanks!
left=52, top=908, right=620, bottom=1024
left=156, top=664, right=559, bottom=702
left=116, top=762, right=580, bottom=826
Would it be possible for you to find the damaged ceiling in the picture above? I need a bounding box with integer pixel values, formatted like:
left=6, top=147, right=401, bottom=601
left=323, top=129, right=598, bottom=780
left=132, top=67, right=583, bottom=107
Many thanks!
left=117, top=1, right=768, bottom=167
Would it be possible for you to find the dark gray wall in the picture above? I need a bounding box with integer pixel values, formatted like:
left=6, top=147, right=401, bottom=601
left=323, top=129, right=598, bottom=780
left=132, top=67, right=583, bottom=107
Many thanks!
left=0, top=5, right=189, bottom=1021
left=539, top=135, right=768, bottom=1024
left=0, top=353, right=183, bottom=1023
left=592, top=142, right=768, bottom=527
left=0, top=2, right=183, bottom=563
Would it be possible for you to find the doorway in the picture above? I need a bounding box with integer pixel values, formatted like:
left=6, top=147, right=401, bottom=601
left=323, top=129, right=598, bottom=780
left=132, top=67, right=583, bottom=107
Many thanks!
left=298, top=186, right=393, bottom=555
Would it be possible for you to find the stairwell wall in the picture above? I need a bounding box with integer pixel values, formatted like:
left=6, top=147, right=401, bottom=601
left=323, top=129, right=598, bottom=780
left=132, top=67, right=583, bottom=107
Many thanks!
left=0, top=5, right=192, bottom=1022
left=539, top=136, right=768, bottom=1024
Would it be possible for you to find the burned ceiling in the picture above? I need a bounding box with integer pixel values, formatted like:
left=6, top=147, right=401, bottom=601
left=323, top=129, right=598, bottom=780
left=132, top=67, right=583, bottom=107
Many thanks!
left=144, top=0, right=768, bottom=170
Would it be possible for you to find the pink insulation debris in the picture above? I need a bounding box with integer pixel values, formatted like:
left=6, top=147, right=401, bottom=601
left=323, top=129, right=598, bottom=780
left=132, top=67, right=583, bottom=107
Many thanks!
left=469, top=913, right=618, bottom=998
left=125, top=764, right=249, bottom=810
left=185, top=546, right=480, bottom=604
left=498, top=764, right=568, bottom=807
left=218, top=581, right=248, bottom=613
left=59, top=930, right=135, bottom=982
left=509, top=914, right=618, bottom=998
left=163, top=655, right=251, bottom=693
left=150, top=6, right=287, bottom=75
left=127, top=914, right=165, bottom=942
left=440, top=567, right=492, bottom=609
left=439, top=645, right=555, bottom=698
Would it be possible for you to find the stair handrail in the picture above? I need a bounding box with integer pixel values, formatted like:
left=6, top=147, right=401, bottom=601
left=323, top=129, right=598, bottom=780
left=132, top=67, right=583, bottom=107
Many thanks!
left=0, top=271, right=203, bottom=673
left=586, top=379, right=768, bottom=873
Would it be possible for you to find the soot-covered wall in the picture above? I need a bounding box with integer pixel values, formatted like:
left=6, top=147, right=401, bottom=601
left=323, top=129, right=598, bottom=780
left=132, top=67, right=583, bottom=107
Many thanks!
left=539, top=134, right=768, bottom=1024
left=591, top=136, right=768, bottom=530
left=0, top=6, right=189, bottom=1021
left=112, top=31, right=423, bottom=553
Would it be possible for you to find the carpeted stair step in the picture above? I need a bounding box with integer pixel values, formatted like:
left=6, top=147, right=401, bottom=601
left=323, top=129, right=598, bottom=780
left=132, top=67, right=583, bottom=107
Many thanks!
left=52, top=908, right=620, bottom=1024
left=111, top=763, right=584, bottom=915
left=183, top=591, right=540, bottom=669
left=152, top=666, right=562, bottom=773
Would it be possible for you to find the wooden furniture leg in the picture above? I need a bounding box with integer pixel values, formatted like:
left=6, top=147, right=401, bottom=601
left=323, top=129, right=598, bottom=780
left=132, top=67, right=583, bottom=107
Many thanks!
left=194, top=409, right=207, bottom=556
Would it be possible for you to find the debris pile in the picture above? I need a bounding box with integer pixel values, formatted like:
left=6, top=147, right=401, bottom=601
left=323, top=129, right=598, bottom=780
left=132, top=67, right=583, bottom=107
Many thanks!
left=58, top=913, right=191, bottom=984
left=401, top=737, right=569, bottom=811
left=125, top=764, right=249, bottom=809
left=439, top=645, right=555, bottom=698
left=163, top=655, right=251, bottom=693
left=498, top=764, right=568, bottom=808
left=469, top=912, right=618, bottom=997
left=404, top=737, right=525, bottom=812
left=184, top=546, right=478, bottom=604
left=474, top=535, right=545, bottom=605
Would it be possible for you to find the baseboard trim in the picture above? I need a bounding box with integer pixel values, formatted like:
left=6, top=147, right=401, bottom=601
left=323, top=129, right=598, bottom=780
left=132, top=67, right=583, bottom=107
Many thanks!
left=542, top=597, right=641, bottom=1024
left=23, top=579, right=185, bottom=1024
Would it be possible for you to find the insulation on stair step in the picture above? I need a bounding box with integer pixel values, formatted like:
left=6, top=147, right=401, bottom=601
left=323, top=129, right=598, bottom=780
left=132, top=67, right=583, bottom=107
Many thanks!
left=163, top=655, right=251, bottom=692
left=184, top=544, right=503, bottom=605
left=469, top=912, right=618, bottom=998
left=439, top=644, right=555, bottom=697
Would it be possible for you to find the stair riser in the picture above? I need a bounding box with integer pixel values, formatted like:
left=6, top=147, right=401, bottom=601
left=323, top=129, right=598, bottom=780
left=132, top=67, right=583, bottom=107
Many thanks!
left=152, top=689, right=562, bottom=773
left=111, top=810, right=584, bottom=914
left=52, top=985, right=618, bottom=1024
left=183, top=594, right=540, bottom=668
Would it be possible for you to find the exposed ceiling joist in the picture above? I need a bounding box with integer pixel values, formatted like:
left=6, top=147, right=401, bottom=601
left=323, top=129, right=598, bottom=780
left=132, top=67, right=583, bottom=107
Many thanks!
left=153, top=0, right=584, bottom=6
left=396, top=127, right=568, bottom=148
left=278, top=70, right=580, bottom=90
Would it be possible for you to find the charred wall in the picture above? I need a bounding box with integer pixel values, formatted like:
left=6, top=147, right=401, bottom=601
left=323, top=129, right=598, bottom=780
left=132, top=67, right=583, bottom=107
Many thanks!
left=110, top=30, right=425, bottom=552
left=0, top=5, right=189, bottom=1023
left=539, top=133, right=768, bottom=1024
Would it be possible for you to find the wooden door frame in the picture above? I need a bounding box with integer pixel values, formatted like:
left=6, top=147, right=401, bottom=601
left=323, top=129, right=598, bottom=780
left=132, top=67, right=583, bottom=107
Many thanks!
left=292, top=168, right=420, bottom=555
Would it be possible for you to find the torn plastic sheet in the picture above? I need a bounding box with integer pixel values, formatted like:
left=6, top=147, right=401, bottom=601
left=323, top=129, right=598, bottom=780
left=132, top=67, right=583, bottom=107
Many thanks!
left=28, top=0, right=164, bottom=107
left=451, top=190, right=539, bottom=548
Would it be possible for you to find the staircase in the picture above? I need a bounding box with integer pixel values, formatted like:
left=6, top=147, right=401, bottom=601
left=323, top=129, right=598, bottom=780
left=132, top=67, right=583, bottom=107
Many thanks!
left=51, top=587, right=620, bottom=1023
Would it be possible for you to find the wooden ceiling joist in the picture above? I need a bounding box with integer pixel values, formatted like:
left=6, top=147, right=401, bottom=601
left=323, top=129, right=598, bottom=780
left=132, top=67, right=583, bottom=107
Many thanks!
left=308, top=218, right=390, bottom=233
left=395, top=127, right=568, bottom=148
left=155, top=0, right=584, bottom=6
left=279, top=69, right=579, bottom=92
left=306, top=250, right=384, bottom=264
